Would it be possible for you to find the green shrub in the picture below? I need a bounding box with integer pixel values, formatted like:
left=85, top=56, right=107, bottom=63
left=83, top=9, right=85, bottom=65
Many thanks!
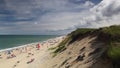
left=70, top=28, right=96, bottom=37
left=100, top=25, right=120, bottom=61
left=52, top=36, right=70, bottom=57
left=48, top=47, right=57, bottom=50
left=108, top=42, right=120, bottom=61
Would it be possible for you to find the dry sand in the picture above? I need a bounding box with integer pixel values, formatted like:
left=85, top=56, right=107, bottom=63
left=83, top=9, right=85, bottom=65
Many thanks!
left=0, top=36, right=65, bottom=68
left=39, top=36, right=111, bottom=68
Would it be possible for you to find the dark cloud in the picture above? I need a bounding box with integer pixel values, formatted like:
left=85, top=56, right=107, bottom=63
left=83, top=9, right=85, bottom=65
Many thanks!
left=0, top=0, right=106, bottom=35
left=90, top=0, right=102, bottom=4
left=69, top=0, right=89, bottom=4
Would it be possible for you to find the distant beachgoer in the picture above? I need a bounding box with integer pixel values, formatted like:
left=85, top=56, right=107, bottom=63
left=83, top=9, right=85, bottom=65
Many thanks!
left=8, top=50, right=11, bottom=54
left=27, top=58, right=35, bottom=64
left=11, top=54, right=16, bottom=58
left=7, top=50, right=11, bottom=59
left=37, top=43, right=41, bottom=50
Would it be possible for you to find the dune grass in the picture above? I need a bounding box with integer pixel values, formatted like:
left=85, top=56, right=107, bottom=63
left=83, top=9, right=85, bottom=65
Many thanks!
left=70, top=28, right=96, bottom=37
left=100, top=25, right=120, bottom=61
left=68, top=28, right=96, bottom=44
left=53, top=36, right=69, bottom=53
left=48, top=47, right=57, bottom=51
left=51, top=36, right=70, bottom=57
left=102, top=25, right=120, bottom=36
left=108, top=42, right=120, bottom=61
left=53, top=28, right=95, bottom=55
left=101, top=25, right=120, bottom=42
left=70, top=25, right=120, bottom=61
left=52, top=25, right=120, bottom=60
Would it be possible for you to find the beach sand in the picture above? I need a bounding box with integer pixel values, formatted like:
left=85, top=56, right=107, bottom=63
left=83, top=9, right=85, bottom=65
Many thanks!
left=0, top=36, right=65, bottom=68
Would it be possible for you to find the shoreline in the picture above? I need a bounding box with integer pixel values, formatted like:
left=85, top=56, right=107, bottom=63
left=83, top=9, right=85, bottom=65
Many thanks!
left=0, top=36, right=65, bottom=52
left=0, top=35, right=65, bottom=68
left=0, top=35, right=60, bottom=51
left=0, top=42, right=38, bottom=52
left=0, top=36, right=65, bottom=60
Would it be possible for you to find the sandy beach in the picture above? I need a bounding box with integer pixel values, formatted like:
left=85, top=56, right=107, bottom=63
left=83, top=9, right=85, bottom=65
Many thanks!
left=0, top=36, right=65, bottom=68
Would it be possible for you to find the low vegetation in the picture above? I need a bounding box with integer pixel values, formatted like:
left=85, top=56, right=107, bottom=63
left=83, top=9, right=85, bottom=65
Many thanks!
left=99, top=25, right=120, bottom=62
left=70, top=28, right=96, bottom=36
left=52, top=28, right=95, bottom=56
left=54, top=37, right=70, bottom=53
left=68, top=28, right=96, bottom=43
left=100, top=25, right=120, bottom=42
left=108, top=42, right=120, bottom=61
left=51, top=25, right=120, bottom=63
left=48, top=47, right=57, bottom=51
left=50, top=36, right=71, bottom=57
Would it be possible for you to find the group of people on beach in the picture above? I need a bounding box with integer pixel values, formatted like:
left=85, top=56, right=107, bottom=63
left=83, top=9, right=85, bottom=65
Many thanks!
left=0, top=43, right=41, bottom=59
left=0, top=36, right=64, bottom=60
left=0, top=36, right=65, bottom=68
left=7, top=50, right=16, bottom=59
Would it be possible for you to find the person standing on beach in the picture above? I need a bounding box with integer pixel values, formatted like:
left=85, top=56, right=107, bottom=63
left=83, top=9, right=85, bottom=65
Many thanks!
left=7, top=50, right=11, bottom=59
left=37, top=43, right=41, bottom=50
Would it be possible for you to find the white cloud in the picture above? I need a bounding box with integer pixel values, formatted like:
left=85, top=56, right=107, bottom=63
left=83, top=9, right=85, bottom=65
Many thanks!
left=10, top=0, right=94, bottom=34
left=34, top=1, right=95, bottom=31
left=2, top=0, right=120, bottom=35
left=75, top=0, right=120, bottom=28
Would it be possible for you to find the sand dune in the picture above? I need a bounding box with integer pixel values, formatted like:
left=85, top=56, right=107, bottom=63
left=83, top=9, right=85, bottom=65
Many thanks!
left=39, top=36, right=112, bottom=68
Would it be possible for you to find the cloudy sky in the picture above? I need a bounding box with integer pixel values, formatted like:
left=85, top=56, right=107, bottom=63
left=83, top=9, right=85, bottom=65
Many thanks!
left=0, top=0, right=120, bottom=35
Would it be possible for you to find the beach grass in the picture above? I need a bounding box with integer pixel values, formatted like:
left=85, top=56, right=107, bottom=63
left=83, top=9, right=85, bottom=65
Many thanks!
left=52, top=41, right=66, bottom=57
left=108, top=42, right=120, bottom=61
left=70, top=28, right=96, bottom=36
left=48, top=47, right=57, bottom=51
left=99, top=25, right=120, bottom=61
left=51, top=36, right=70, bottom=57
left=54, top=25, right=120, bottom=61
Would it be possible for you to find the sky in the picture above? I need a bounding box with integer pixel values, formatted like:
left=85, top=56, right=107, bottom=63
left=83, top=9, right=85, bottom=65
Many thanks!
left=0, top=0, right=120, bottom=35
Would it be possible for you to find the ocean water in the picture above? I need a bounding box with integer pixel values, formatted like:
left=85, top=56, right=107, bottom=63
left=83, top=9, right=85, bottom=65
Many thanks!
left=0, top=35, right=59, bottom=50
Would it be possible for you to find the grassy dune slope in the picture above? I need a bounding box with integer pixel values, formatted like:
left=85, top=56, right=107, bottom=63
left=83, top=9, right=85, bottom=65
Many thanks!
left=51, top=25, right=120, bottom=67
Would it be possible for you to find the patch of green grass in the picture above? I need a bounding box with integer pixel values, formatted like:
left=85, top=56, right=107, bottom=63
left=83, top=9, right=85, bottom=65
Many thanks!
left=100, top=25, right=120, bottom=61
left=68, top=28, right=96, bottom=43
left=53, top=42, right=66, bottom=54
left=108, top=42, right=120, bottom=61
left=71, top=25, right=120, bottom=61
left=52, top=28, right=99, bottom=57
left=52, top=46, right=66, bottom=57
left=101, top=25, right=120, bottom=42
left=102, top=25, right=120, bottom=35
left=52, top=36, right=70, bottom=57
left=70, top=28, right=96, bottom=37
left=52, top=25, right=120, bottom=60
left=48, top=47, right=57, bottom=51
left=98, top=25, right=120, bottom=61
